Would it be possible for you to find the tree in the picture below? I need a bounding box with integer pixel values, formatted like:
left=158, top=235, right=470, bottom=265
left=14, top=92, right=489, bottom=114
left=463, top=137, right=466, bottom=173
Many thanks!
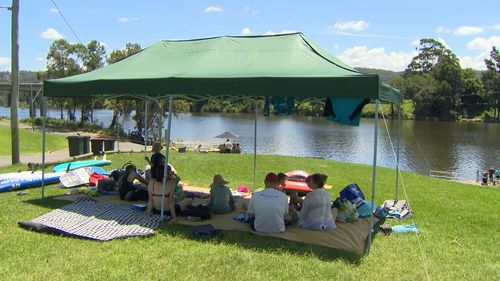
left=105, top=43, right=142, bottom=129
left=106, top=42, right=141, bottom=64
left=46, top=39, right=84, bottom=121
left=80, top=40, right=106, bottom=72
left=460, top=68, right=485, bottom=118
left=405, top=38, right=463, bottom=120
left=77, top=40, right=106, bottom=123
left=482, top=47, right=500, bottom=119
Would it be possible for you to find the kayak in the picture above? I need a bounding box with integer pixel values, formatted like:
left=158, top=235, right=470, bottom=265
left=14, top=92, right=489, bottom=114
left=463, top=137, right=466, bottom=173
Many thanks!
left=52, top=159, right=111, bottom=173
left=0, top=172, right=65, bottom=193
left=283, top=170, right=313, bottom=193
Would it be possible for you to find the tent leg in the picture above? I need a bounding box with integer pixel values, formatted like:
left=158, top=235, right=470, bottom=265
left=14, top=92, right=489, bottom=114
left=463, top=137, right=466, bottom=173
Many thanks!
left=395, top=105, right=401, bottom=201
left=367, top=100, right=380, bottom=254
left=160, top=95, right=173, bottom=221
left=41, top=97, right=47, bottom=199
left=253, top=97, right=258, bottom=189
left=144, top=99, right=148, bottom=170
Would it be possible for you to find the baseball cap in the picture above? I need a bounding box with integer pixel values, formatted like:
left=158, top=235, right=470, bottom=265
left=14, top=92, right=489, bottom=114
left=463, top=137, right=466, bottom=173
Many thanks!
left=264, top=172, right=278, bottom=183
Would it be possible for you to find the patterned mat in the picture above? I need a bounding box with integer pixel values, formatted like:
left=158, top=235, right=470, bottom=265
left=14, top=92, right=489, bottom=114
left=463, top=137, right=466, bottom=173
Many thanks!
left=19, top=197, right=161, bottom=241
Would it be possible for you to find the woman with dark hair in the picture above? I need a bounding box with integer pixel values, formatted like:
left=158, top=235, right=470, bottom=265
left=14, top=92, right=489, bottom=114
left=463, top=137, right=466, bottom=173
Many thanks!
left=118, top=164, right=149, bottom=201
left=146, top=159, right=181, bottom=219
left=291, top=173, right=335, bottom=230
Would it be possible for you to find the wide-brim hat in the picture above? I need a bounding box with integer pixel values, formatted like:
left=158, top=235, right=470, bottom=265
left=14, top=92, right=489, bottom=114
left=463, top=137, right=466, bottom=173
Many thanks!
left=212, top=174, right=229, bottom=185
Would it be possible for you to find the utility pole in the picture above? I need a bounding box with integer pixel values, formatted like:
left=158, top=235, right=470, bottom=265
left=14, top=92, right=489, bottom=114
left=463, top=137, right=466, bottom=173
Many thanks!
left=10, top=0, right=20, bottom=164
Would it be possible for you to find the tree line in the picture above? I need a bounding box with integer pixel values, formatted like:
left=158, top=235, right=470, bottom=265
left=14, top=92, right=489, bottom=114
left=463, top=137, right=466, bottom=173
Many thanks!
left=34, top=38, right=500, bottom=130
left=390, top=39, right=499, bottom=121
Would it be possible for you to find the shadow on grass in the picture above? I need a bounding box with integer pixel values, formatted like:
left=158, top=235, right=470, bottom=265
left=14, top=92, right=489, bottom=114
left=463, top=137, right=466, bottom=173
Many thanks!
left=21, top=196, right=72, bottom=210
left=156, top=223, right=365, bottom=264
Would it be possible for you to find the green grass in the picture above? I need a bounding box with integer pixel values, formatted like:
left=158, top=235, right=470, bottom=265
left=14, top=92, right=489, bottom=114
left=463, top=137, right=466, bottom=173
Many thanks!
left=0, top=125, right=68, bottom=156
left=0, top=153, right=498, bottom=280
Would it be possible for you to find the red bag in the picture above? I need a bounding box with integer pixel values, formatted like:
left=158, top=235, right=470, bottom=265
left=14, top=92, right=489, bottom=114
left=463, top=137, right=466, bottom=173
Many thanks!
left=89, top=173, right=108, bottom=186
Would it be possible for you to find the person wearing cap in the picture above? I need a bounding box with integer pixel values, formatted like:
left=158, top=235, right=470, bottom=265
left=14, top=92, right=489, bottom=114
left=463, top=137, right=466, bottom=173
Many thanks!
left=247, top=173, right=289, bottom=234
left=209, top=174, right=236, bottom=214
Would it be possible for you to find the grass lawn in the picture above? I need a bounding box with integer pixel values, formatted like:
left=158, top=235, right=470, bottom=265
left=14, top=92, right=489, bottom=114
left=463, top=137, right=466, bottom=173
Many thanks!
left=0, top=152, right=498, bottom=280
left=0, top=125, right=68, bottom=156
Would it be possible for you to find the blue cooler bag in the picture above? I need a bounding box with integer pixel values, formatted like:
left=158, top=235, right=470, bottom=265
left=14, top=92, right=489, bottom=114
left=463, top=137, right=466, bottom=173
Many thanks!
left=340, top=183, right=366, bottom=202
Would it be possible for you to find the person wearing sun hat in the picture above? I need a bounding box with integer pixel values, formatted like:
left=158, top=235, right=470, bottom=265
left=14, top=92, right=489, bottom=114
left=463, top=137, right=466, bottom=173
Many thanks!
left=209, top=174, right=236, bottom=214
left=247, top=172, right=289, bottom=233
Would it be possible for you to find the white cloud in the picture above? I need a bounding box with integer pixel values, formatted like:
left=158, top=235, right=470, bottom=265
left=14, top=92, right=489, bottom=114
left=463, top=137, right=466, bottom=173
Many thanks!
left=333, top=44, right=339, bottom=49
left=49, top=8, right=58, bottom=13
left=36, top=57, right=44, bottom=62
left=466, top=35, right=500, bottom=50
left=241, top=27, right=252, bottom=36
left=118, top=16, right=139, bottom=23
left=411, top=39, right=420, bottom=46
left=331, top=20, right=369, bottom=31
left=204, top=6, right=223, bottom=13
left=0, top=56, right=10, bottom=66
left=263, top=30, right=296, bottom=36
left=491, top=24, right=500, bottom=30
left=459, top=51, right=489, bottom=70
left=435, top=26, right=450, bottom=34
left=338, top=46, right=416, bottom=72
left=454, top=26, right=483, bottom=36
left=244, top=6, right=259, bottom=15
left=40, top=28, right=64, bottom=40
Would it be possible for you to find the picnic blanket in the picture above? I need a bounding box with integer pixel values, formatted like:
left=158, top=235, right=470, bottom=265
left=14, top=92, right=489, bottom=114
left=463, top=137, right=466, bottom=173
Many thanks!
left=176, top=199, right=378, bottom=256
left=51, top=192, right=378, bottom=254
left=19, top=197, right=161, bottom=241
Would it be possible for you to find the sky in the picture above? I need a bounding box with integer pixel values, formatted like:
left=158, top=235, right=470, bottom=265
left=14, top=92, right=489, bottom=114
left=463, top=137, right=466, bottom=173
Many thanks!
left=0, top=0, right=499, bottom=72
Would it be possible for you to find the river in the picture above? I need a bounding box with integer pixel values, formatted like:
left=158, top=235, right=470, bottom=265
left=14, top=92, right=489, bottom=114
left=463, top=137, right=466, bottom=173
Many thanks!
left=1, top=107, right=499, bottom=180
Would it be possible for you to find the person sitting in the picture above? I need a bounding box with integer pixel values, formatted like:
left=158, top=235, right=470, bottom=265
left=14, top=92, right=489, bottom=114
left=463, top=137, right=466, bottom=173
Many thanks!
left=209, top=174, right=236, bottom=214
left=276, top=172, right=288, bottom=192
left=247, top=173, right=289, bottom=234
left=231, top=143, right=241, bottom=154
left=118, top=164, right=149, bottom=201
left=146, top=163, right=190, bottom=220
left=482, top=171, right=488, bottom=186
left=291, top=173, right=335, bottom=231
left=145, top=142, right=163, bottom=179
left=224, top=139, right=233, bottom=153
left=194, top=144, right=202, bottom=153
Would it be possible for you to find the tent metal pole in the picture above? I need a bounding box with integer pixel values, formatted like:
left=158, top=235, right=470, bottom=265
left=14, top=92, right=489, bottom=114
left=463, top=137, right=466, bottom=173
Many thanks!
left=395, top=105, right=401, bottom=200
left=144, top=99, right=148, bottom=170
left=160, top=94, right=173, bottom=221
left=253, top=97, right=257, bottom=189
left=367, top=99, right=380, bottom=254
left=41, top=96, right=47, bottom=199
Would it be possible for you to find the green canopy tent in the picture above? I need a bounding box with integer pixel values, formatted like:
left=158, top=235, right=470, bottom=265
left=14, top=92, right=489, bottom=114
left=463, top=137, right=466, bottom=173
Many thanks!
left=42, top=32, right=401, bottom=254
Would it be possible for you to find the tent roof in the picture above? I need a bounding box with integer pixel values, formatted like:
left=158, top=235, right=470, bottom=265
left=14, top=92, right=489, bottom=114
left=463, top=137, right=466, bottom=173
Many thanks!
left=44, top=32, right=401, bottom=104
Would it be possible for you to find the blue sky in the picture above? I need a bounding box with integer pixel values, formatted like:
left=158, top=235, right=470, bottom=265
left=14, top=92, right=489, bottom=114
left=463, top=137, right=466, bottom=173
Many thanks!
left=0, top=0, right=499, bottom=72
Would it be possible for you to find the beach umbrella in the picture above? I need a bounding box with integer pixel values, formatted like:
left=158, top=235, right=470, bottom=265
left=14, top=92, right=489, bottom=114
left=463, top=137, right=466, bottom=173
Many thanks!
left=214, top=131, right=239, bottom=139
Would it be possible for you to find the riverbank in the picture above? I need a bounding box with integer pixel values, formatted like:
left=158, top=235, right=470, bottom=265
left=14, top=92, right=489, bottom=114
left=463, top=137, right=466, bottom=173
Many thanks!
left=0, top=153, right=498, bottom=280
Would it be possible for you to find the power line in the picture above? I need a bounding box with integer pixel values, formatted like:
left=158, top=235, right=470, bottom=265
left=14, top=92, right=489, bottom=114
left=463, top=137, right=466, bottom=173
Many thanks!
left=50, top=0, right=84, bottom=46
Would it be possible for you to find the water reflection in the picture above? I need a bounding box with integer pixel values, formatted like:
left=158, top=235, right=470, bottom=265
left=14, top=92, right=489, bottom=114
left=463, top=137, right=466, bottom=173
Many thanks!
left=1, top=107, right=499, bottom=179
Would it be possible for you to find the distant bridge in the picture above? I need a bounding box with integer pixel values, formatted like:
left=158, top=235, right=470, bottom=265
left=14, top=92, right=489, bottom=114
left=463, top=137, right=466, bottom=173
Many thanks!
left=0, top=82, right=43, bottom=107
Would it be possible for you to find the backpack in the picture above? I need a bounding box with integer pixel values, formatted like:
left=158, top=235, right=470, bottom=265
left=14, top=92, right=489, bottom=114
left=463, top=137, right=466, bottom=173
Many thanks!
left=183, top=205, right=211, bottom=220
